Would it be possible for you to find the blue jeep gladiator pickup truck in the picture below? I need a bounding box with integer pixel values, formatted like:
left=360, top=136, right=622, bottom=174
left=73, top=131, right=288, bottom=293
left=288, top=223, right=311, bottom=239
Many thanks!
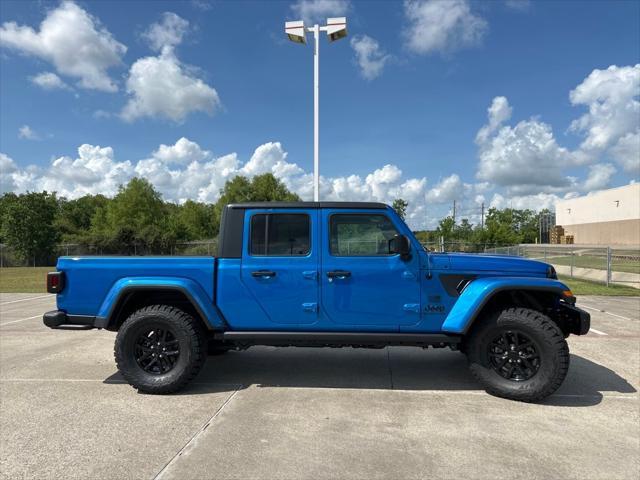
left=43, top=202, right=590, bottom=401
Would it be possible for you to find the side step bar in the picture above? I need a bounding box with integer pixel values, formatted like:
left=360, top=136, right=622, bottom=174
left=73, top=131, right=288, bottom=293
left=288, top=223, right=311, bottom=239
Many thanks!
left=214, top=331, right=461, bottom=348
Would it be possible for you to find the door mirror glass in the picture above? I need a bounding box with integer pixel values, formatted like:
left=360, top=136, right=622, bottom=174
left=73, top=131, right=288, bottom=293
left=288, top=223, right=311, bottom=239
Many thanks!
left=389, top=234, right=411, bottom=260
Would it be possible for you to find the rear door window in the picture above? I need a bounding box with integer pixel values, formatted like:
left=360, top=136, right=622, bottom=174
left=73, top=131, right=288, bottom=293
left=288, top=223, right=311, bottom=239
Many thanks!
left=250, top=213, right=310, bottom=256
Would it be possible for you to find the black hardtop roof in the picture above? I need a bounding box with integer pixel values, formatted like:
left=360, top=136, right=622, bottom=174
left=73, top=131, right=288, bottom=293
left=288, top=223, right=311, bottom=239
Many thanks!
left=226, top=201, right=389, bottom=209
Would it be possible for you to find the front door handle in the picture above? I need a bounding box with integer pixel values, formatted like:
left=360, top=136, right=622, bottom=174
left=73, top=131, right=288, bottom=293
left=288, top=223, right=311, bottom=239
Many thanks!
left=252, top=270, right=276, bottom=278
left=327, top=270, right=351, bottom=279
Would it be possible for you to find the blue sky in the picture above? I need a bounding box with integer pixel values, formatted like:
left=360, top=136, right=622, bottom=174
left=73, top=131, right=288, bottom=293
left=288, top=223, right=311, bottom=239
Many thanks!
left=1, top=0, right=639, bottom=228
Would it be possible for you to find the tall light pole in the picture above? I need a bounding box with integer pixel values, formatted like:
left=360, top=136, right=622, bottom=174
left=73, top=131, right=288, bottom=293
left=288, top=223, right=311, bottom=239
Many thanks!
left=285, top=17, right=348, bottom=201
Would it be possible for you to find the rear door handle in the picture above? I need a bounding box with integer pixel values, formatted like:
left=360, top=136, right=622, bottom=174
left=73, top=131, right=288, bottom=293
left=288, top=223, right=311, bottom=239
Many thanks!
left=327, top=270, right=351, bottom=279
left=252, top=270, right=276, bottom=278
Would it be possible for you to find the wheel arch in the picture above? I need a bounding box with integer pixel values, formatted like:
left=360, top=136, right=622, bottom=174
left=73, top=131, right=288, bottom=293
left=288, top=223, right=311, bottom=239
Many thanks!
left=97, top=278, right=225, bottom=332
left=441, top=277, right=569, bottom=335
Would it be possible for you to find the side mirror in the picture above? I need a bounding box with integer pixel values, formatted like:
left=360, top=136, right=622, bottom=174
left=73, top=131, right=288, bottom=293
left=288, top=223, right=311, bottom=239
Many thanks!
left=389, top=234, right=411, bottom=260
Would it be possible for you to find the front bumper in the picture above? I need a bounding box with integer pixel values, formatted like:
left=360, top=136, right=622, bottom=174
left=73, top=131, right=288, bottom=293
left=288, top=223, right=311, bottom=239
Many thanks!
left=558, top=303, right=590, bottom=335
left=43, top=310, right=104, bottom=330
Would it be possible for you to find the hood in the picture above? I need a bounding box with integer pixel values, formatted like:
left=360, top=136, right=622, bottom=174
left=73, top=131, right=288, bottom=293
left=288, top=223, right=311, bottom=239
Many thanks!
left=446, top=253, right=552, bottom=276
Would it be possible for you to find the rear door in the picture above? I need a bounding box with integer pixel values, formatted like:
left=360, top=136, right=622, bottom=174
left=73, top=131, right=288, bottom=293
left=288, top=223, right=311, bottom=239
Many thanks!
left=240, top=209, right=319, bottom=326
left=320, top=209, right=421, bottom=328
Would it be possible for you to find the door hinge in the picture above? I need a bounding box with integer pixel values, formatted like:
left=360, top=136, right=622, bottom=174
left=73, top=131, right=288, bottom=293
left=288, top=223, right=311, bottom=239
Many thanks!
left=403, top=303, right=420, bottom=313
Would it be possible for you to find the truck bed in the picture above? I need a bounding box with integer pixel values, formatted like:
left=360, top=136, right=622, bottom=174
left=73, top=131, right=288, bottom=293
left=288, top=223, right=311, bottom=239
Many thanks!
left=56, top=256, right=216, bottom=317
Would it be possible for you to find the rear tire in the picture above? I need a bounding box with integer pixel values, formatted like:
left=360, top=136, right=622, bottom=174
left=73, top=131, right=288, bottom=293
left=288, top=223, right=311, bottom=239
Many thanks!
left=466, top=307, right=569, bottom=402
left=114, top=305, right=206, bottom=394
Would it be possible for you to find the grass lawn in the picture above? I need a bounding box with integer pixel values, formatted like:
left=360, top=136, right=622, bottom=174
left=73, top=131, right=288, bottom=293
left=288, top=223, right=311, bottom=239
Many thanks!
left=558, top=275, right=639, bottom=296
left=540, top=254, right=640, bottom=274
left=527, top=251, right=640, bottom=273
left=0, top=267, right=52, bottom=293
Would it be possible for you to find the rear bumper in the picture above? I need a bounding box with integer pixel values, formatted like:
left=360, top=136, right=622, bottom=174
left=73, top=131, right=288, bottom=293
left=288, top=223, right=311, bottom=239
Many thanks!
left=43, top=310, right=105, bottom=330
left=559, top=303, right=590, bottom=335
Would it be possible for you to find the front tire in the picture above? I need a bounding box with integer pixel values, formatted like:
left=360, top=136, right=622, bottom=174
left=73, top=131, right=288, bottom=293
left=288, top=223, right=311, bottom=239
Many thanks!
left=466, top=307, right=569, bottom=402
left=114, top=305, right=206, bottom=394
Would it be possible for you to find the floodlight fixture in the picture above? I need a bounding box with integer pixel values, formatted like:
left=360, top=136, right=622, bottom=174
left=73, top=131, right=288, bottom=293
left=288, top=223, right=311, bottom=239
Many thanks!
left=285, top=20, right=306, bottom=44
left=326, top=17, right=347, bottom=42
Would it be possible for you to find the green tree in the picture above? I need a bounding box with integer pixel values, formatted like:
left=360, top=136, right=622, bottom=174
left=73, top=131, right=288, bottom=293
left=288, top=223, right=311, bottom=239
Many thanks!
left=250, top=173, right=300, bottom=202
left=0, top=192, right=19, bottom=243
left=57, top=194, right=108, bottom=243
left=474, top=208, right=522, bottom=246
left=436, top=216, right=456, bottom=241
left=213, top=173, right=300, bottom=227
left=165, top=201, right=217, bottom=242
left=392, top=198, right=408, bottom=220
left=1, top=192, right=60, bottom=265
left=90, top=178, right=169, bottom=252
left=455, top=218, right=473, bottom=241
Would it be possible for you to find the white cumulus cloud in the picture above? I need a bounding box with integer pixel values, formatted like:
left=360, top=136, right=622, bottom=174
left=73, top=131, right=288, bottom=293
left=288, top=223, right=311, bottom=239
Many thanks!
left=0, top=153, right=19, bottom=193
left=426, top=174, right=464, bottom=203
left=569, top=64, right=640, bottom=173
left=142, top=12, right=190, bottom=52
left=476, top=102, right=573, bottom=192
left=121, top=48, right=220, bottom=123
left=290, top=0, right=350, bottom=25
left=475, top=96, right=512, bottom=144
left=0, top=1, right=126, bottom=92
left=3, top=138, right=437, bottom=227
left=29, top=72, right=72, bottom=91
left=350, top=35, right=391, bottom=80
left=403, top=0, right=487, bottom=55
left=582, top=163, right=616, bottom=191
left=153, top=137, right=210, bottom=165
left=610, top=131, right=640, bottom=174
left=18, top=125, right=41, bottom=141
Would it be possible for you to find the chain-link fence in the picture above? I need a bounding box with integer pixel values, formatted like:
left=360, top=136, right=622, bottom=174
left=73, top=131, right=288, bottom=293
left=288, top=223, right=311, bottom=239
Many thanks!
left=422, top=241, right=512, bottom=253
left=485, top=244, right=640, bottom=288
left=0, top=240, right=219, bottom=267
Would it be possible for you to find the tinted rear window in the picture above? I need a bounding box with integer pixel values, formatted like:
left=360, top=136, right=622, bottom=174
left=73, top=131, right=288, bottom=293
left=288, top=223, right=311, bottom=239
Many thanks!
left=250, top=214, right=310, bottom=256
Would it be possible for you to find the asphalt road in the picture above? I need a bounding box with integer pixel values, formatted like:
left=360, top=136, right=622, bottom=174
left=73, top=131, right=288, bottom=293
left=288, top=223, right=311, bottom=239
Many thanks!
left=0, top=293, right=638, bottom=479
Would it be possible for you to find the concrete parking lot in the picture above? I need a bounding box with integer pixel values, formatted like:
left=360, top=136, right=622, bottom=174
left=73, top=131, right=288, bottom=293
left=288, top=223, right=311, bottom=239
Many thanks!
left=1, top=293, right=638, bottom=480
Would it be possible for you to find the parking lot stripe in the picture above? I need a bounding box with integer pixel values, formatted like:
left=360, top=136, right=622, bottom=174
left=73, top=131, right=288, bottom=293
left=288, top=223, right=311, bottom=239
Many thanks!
left=589, top=328, right=608, bottom=336
left=0, top=315, right=41, bottom=326
left=579, top=303, right=635, bottom=322
left=153, top=388, right=241, bottom=480
left=0, top=295, right=51, bottom=305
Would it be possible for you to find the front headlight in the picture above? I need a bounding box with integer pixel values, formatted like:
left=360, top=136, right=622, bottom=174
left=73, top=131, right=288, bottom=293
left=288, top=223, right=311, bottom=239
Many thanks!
left=547, top=265, right=557, bottom=279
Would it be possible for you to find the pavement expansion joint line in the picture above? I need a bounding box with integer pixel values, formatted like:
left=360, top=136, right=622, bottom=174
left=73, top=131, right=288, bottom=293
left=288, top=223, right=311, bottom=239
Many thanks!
left=0, top=295, right=53, bottom=305
left=579, top=303, right=636, bottom=322
left=152, top=387, right=242, bottom=480
left=0, top=315, right=42, bottom=326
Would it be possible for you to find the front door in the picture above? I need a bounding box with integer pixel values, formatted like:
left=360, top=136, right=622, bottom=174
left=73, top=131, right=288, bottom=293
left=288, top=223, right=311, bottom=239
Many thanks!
left=320, top=210, right=421, bottom=329
left=240, top=209, right=319, bottom=326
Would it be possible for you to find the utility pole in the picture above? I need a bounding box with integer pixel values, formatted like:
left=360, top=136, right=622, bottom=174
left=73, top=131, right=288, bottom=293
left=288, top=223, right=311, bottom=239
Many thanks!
left=452, top=200, right=456, bottom=223
left=481, top=202, right=485, bottom=229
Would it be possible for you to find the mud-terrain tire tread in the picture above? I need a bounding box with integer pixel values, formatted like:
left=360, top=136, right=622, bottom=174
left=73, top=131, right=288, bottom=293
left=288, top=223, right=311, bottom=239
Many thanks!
left=466, top=307, right=569, bottom=402
left=114, top=305, right=206, bottom=394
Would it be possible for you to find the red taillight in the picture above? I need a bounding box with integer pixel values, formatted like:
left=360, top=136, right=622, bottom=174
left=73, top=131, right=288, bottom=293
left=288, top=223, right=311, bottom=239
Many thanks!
left=47, top=272, right=65, bottom=294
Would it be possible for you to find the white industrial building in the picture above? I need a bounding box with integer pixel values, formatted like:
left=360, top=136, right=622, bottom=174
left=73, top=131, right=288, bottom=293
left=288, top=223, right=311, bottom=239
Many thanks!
left=555, top=184, right=640, bottom=246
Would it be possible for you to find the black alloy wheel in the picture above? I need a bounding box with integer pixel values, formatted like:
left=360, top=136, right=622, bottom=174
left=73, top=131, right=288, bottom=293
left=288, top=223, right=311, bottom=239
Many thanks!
left=487, top=330, right=540, bottom=381
left=134, top=326, right=181, bottom=374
